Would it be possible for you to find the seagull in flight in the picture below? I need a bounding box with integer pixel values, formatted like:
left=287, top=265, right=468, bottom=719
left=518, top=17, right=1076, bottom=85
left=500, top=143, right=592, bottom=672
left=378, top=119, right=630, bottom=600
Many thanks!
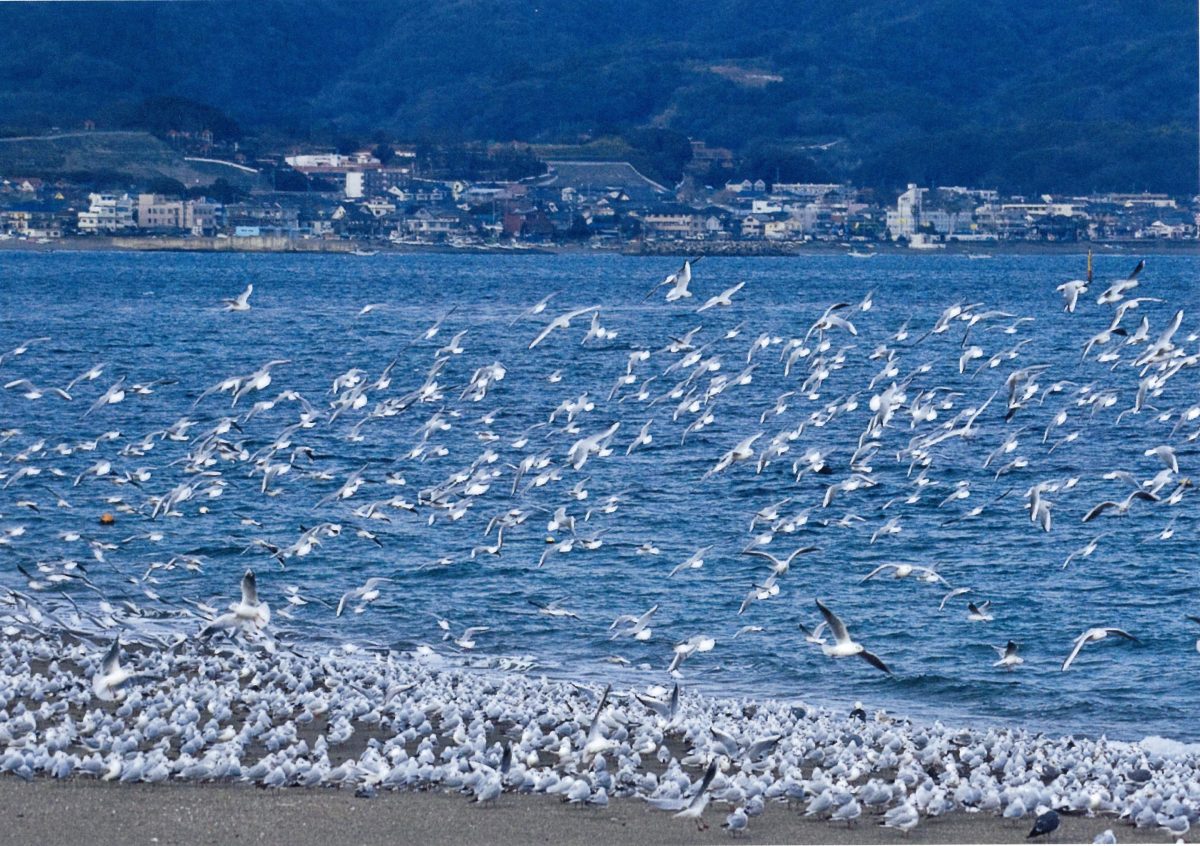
left=697, top=281, right=745, bottom=313
left=1062, top=532, right=1110, bottom=568
left=966, top=600, right=993, bottom=622
left=645, top=258, right=700, bottom=302
left=1186, top=616, right=1200, bottom=653
left=421, top=306, right=458, bottom=340
left=92, top=637, right=135, bottom=701
left=743, top=546, right=819, bottom=576
left=992, top=641, right=1024, bottom=669
left=336, top=577, right=393, bottom=617
left=453, top=626, right=490, bottom=650
left=528, top=305, right=601, bottom=349
left=702, top=432, right=762, bottom=480
left=611, top=604, right=658, bottom=641
left=815, top=599, right=892, bottom=674
left=1062, top=627, right=1138, bottom=671
left=510, top=290, right=559, bottom=325
left=860, top=563, right=946, bottom=584
left=1081, top=489, right=1159, bottom=522
left=529, top=598, right=580, bottom=619
left=1055, top=279, right=1088, bottom=313
left=222, top=283, right=253, bottom=312
left=1096, top=260, right=1143, bottom=304
left=199, top=570, right=271, bottom=638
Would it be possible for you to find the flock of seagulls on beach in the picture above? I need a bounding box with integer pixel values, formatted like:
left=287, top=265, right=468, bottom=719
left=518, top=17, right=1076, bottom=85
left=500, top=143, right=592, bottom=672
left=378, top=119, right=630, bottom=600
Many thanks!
left=0, top=252, right=1198, bottom=840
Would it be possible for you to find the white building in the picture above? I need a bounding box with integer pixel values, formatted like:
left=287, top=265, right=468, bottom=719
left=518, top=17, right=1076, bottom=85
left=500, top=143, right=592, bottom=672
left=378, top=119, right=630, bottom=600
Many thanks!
left=886, top=184, right=924, bottom=239
left=771, top=182, right=841, bottom=201
left=78, top=193, right=135, bottom=233
left=750, top=199, right=783, bottom=214
left=1000, top=201, right=1082, bottom=218
left=135, top=194, right=221, bottom=235
left=641, top=211, right=723, bottom=240
left=937, top=185, right=999, bottom=202
left=286, top=151, right=383, bottom=172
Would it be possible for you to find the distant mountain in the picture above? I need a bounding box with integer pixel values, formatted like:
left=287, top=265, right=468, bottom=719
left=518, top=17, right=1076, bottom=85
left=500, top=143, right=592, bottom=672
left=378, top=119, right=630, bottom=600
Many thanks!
left=0, top=0, right=1194, bottom=193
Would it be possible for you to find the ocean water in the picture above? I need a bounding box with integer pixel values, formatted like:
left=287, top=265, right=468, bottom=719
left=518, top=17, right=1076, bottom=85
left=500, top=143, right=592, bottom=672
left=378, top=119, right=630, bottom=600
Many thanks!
left=0, top=248, right=1196, bottom=741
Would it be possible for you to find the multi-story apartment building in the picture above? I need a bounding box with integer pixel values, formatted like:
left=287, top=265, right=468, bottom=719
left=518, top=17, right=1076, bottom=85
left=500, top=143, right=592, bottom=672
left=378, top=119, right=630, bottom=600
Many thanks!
left=77, top=193, right=135, bottom=232
left=136, top=194, right=222, bottom=235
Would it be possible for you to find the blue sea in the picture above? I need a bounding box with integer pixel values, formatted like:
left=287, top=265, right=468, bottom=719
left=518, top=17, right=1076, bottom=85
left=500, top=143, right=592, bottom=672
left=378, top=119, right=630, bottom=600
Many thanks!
left=0, top=248, right=1196, bottom=741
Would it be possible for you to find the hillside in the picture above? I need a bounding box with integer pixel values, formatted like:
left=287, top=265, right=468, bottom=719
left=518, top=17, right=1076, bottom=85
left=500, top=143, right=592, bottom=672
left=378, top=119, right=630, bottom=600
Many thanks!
left=0, top=131, right=264, bottom=190
left=0, top=0, right=1194, bottom=193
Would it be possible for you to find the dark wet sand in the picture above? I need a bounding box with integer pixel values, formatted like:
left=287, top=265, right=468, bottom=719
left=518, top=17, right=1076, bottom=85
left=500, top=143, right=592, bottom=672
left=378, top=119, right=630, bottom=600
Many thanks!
left=0, top=778, right=1168, bottom=845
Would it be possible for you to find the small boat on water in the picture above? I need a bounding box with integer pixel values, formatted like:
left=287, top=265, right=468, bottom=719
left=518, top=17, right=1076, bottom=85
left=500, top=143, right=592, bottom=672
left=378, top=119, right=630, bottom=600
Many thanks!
left=848, top=250, right=876, bottom=259
left=967, top=253, right=993, bottom=260
left=352, top=248, right=379, bottom=257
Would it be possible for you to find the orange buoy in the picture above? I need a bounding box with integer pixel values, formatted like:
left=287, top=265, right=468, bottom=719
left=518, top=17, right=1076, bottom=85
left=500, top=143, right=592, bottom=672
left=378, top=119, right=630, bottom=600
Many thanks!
left=99, top=513, right=115, bottom=526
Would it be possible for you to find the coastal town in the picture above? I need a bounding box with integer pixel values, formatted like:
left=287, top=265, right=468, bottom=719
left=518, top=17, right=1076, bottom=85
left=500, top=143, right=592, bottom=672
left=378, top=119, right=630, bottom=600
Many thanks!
left=1, top=134, right=1195, bottom=252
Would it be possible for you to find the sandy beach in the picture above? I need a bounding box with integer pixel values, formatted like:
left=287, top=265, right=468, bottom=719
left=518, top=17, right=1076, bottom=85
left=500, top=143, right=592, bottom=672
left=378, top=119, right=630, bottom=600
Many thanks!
left=0, top=778, right=1167, bottom=846
left=1, top=627, right=1196, bottom=846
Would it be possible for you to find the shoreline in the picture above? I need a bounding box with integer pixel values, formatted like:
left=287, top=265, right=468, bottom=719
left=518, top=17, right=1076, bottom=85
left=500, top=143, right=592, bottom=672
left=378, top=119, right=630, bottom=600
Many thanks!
left=0, top=779, right=1159, bottom=846
left=1, top=235, right=1198, bottom=257
left=1, top=632, right=1196, bottom=845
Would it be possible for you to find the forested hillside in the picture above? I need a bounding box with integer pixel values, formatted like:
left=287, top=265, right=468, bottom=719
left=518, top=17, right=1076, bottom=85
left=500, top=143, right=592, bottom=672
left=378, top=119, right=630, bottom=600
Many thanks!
left=0, top=0, right=1194, bottom=193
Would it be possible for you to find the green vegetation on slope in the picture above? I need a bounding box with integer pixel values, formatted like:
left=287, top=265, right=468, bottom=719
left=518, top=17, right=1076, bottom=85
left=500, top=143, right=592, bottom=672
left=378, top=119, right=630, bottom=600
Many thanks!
left=0, top=0, right=1193, bottom=193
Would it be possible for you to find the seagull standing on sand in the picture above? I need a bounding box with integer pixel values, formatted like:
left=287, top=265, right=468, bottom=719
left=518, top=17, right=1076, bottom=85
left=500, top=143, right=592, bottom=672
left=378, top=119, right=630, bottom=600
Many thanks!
left=722, top=806, right=748, bottom=836
left=580, top=684, right=615, bottom=766
left=1027, top=807, right=1060, bottom=839
left=673, top=760, right=718, bottom=830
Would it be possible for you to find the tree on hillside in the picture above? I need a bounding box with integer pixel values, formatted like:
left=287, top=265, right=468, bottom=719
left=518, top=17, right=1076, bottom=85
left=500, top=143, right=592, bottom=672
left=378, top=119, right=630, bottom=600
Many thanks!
left=144, top=176, right=187, bottom=197
left=187, top=179, right=245, bottom=204
left=623, top=128, right=693, bottom=185
left=372, top=143, right=396, bottom=165
left=115, top=97, right=242, bottom=142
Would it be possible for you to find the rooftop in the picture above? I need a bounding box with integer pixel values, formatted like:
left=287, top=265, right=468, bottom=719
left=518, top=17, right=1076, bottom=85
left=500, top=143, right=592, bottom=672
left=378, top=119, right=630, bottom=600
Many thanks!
left=535, top=161, right=670, bottom=202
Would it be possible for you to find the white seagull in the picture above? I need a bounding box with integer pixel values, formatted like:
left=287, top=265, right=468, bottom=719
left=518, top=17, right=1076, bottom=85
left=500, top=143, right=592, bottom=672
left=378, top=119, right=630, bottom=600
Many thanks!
left=697, top=281, right=745, bottom=313
left=528, top=305, right=601, bottom=349
left=222, top=283, right=253, bottom=311
left=92, top=637, right=134, bottom=701
left=992, top=640, right=1024, bottom=669
left=335, top=577, right=393, bottom=617
left=199, top=570, right=271, bottom=638
left=1062, top=627, right=1139, bottom=671
left=815, top=599, right=892, bottom=674
left=1055, top=279, right=1088, bottom=313
left=646, top=258, right=700, bottom=303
